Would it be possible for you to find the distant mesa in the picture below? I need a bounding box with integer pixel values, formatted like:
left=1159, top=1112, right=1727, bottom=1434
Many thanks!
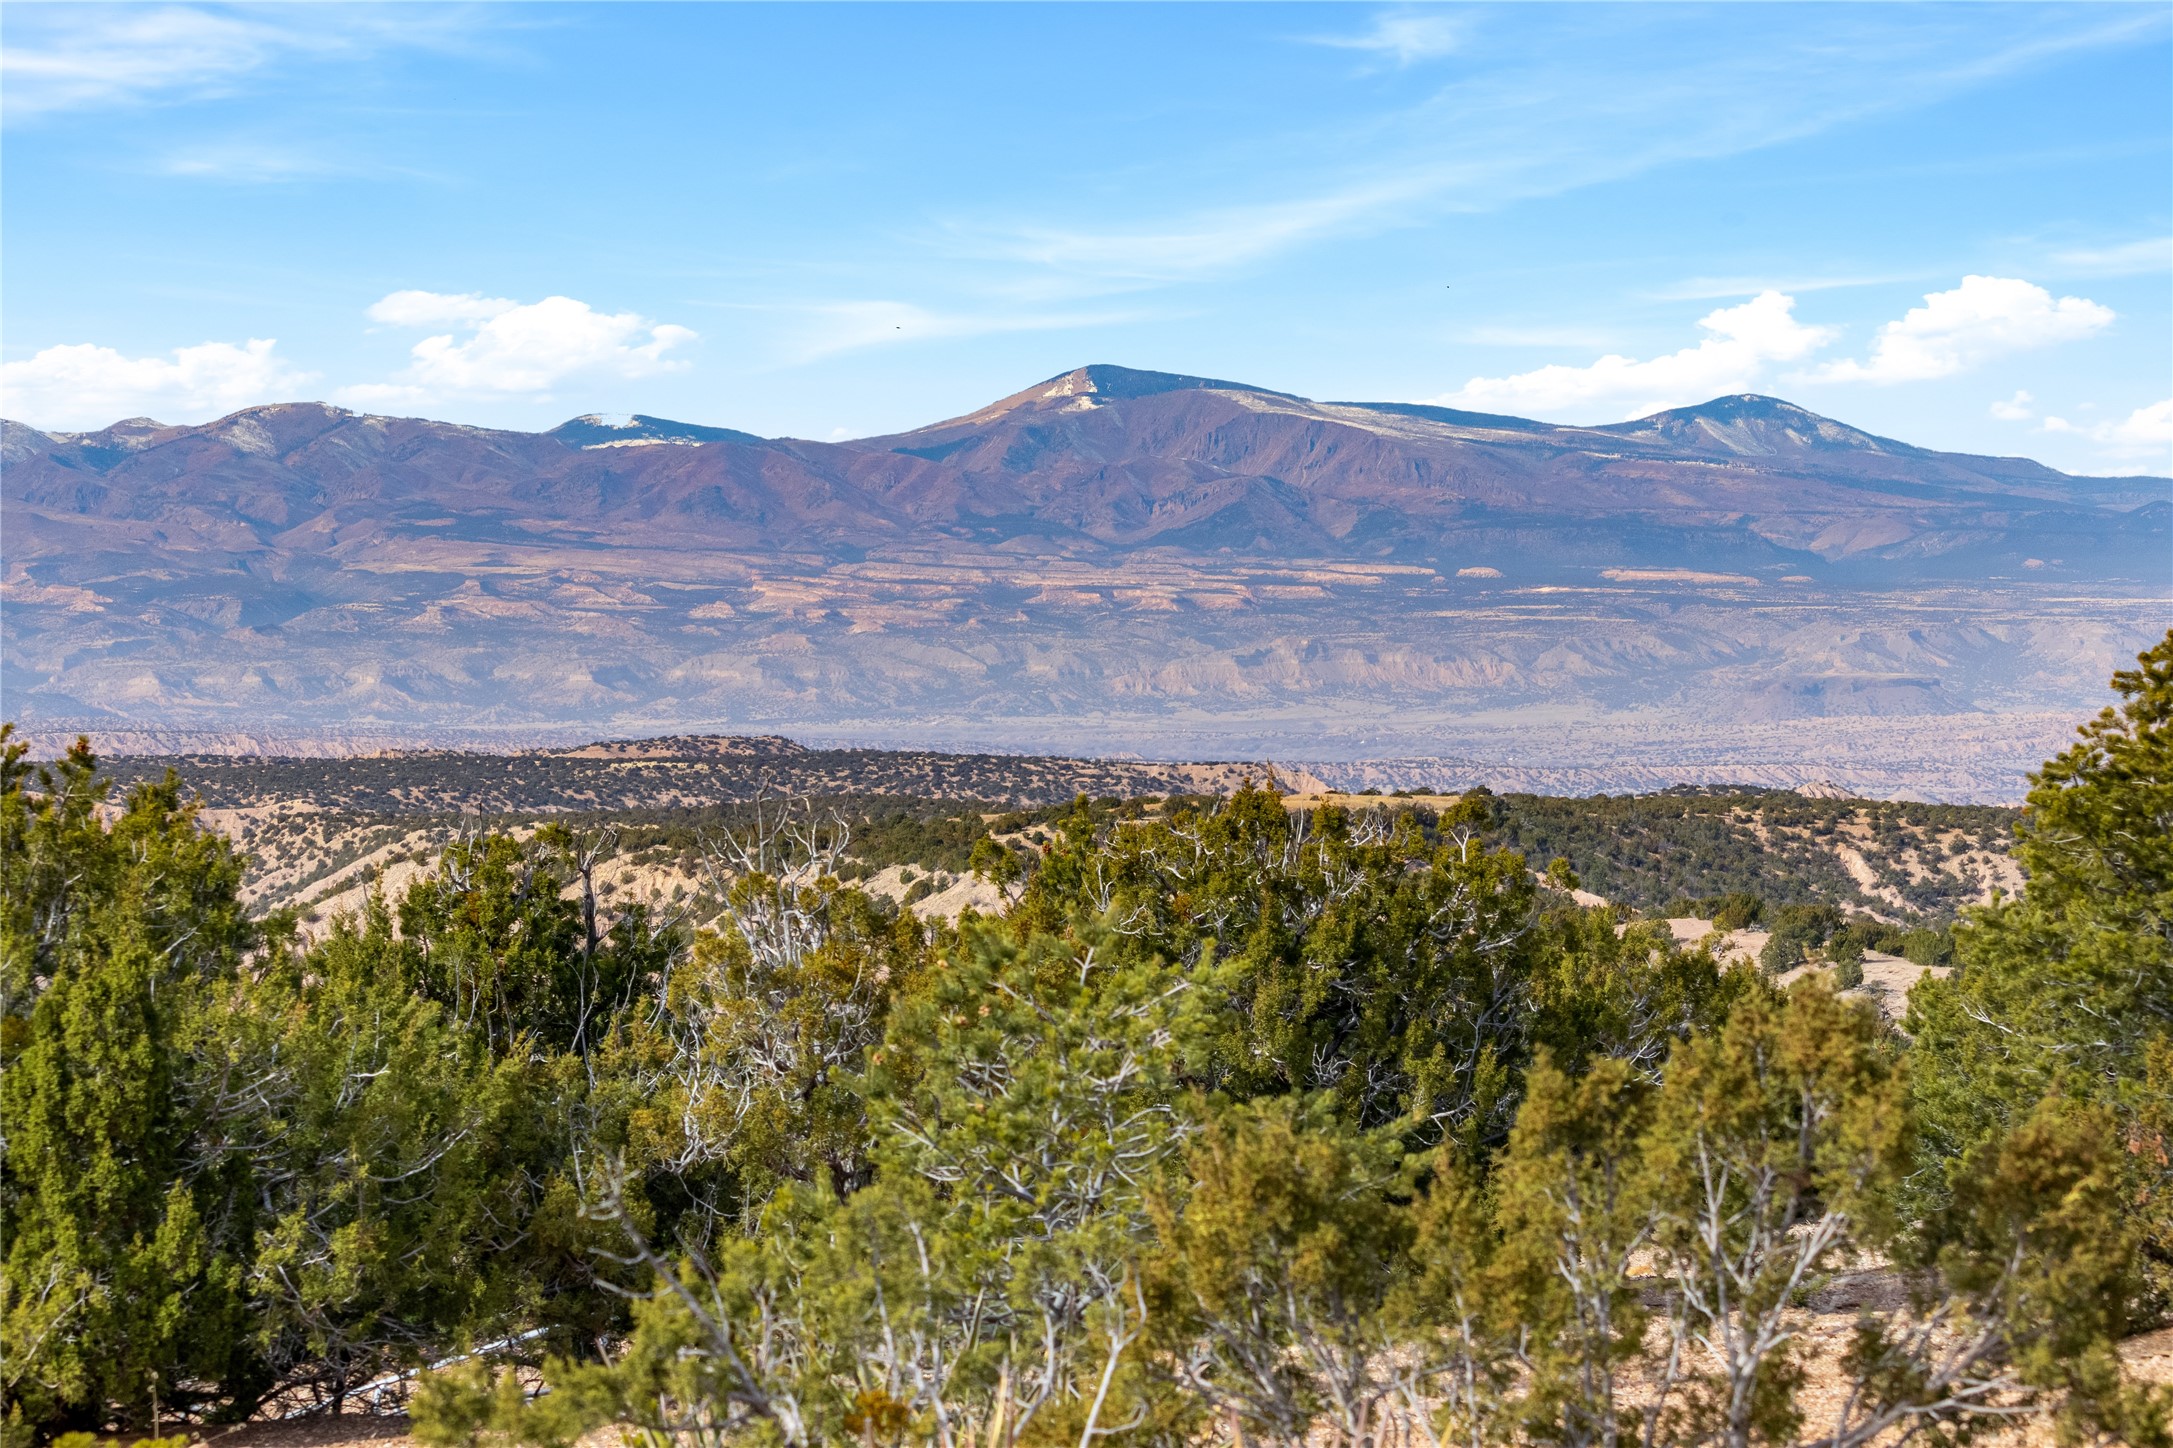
left=1602, top=567, right=1763, bottom=586
left=555, top=734, right=807, bottom=760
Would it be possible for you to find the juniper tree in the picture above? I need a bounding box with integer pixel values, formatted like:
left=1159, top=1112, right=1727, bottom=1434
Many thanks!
left=1907, top=629, right=2173, bottom=1304
left=1145, top=1100, right=1414, bottom=1448
left=0, top=733, right=259, bottom=1440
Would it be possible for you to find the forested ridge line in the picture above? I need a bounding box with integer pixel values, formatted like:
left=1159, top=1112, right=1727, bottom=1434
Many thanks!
left=91, top=742, right=2020, bottom=928
left=3, top=632, right=2168, bottom=1448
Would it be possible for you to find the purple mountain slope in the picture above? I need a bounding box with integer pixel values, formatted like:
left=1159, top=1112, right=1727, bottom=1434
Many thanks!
left=3, top=366, right=2167, bottom=780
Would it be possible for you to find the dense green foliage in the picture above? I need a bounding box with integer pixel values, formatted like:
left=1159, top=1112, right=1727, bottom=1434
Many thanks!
left=1485, top=789, right=2012, bottom=919
left=1, top=738, right=257, bottom=1438
left=0, top=739, right=635, bottom=1440
left=3, top=636, right=2168, bottom=1448
left=92, top=744, right=1186, bottom=819
left=1908, top=630, right=2173, bottom=1307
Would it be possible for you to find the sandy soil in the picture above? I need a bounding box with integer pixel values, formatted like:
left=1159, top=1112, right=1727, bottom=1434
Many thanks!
left=1774, top=947, right=1951, bottom=1013
left=187, top=1417, right=418, bottom=1448
left=849, top=862, right=1013, bottom=921
left=1652, top=921, right=1950, bottom=1018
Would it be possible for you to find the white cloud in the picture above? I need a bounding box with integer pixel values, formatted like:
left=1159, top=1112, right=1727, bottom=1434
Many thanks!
left=2042, top=399, right=2173, bottom=471
left=0, top=337, right=314, bottom=430
left=1306, top=11, right=1464, bottom=65
left=1989, top=389, right=2034, bottom=421
left=1, top=4, right=483, bottom=120
left=368, top=290, right=520, bottom=327
left=1808, top=275, right=2113, bottom=385
left=2050, top=236, right=2171, bottom=277
left=346, top=292, right=697, bottom=401
left=1427, top=291, right=1835, bottom=421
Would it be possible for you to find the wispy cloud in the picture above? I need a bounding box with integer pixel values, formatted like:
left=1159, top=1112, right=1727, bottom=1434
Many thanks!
left=941, top=9, right=2163, bottom=299
left=158, top=142, right=337, bottom=182
left=153, top=138, right=430, bottom=184
left=1, top=3, right=488, bottom=121
left=1303, top=11, right=1465, bottom=66
left=2049, top=236, right=2171, bottom=277
left=1643, top=273, right=1920, bottom=303
left=765, top=299, right=1156, bottom=364
left=958, top=177, right=1429, bottom=285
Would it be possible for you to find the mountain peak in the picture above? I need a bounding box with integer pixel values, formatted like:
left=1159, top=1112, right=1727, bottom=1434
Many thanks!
left=936, top=364, right=1300, bottom=429
left=1598, top=394, right=1916, bottom=458
left=191, top=402, right=359, bottom=457
left=228, top=401, right=353, bottom=420
left=1052, top=363, right=1294, bottom=402
left=61, top=416, right=172, bottom=442
left=547, top=413, right=762, bottom=449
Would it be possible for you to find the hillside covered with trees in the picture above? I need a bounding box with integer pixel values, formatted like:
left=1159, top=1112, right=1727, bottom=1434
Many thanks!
left=82, top=741, right=2021, bottom=931
left=3, top=634, right=2169, bottom=1448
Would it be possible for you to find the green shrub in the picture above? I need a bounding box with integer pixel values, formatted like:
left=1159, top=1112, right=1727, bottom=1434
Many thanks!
left=1713, top=891, right=1766, bottom=931
left=1759, top=931, right=1806, bottom=975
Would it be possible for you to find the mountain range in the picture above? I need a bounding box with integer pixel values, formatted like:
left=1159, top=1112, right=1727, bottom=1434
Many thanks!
left=7, top=364, right=2166, bottom=575
left=4, top=365, right=2167, bottom=796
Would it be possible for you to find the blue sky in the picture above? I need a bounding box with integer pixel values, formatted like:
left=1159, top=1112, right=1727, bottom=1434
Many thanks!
left=3, top=2, right=2167, bottom=474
